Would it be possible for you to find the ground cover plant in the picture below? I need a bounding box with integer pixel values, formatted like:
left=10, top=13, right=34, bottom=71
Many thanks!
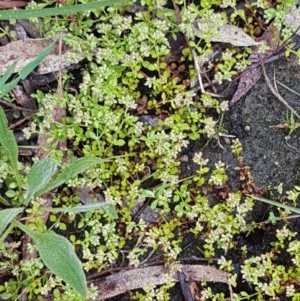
left=0, top=0, right=300, bottom=300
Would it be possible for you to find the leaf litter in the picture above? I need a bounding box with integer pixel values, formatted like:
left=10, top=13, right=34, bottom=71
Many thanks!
left=230, top=23, right=280, bottom=106
left=193, top=19, right=262, bottom=47
left=0, top=36, right=83, bottom=76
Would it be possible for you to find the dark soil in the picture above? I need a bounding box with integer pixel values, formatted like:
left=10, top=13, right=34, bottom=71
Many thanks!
left=180, top=56, right=300, bottom=300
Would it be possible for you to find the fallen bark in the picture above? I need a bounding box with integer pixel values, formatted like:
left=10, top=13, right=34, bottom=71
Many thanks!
left=91, top=264, right=230, bottom=300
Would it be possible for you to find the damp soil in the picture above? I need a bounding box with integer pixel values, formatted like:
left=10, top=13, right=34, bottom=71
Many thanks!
left=179, top=56, right=300, bottom=300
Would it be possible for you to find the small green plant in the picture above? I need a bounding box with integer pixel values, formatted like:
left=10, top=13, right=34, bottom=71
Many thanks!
left=0, top=106, right=117, bottom=299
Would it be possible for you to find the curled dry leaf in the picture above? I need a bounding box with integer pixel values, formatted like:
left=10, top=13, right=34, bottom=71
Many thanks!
left=0, top=36, right=84, bottom=76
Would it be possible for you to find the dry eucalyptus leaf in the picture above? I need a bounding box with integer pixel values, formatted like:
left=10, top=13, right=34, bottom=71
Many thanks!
left=230, top=23, right=278, bottom=106
left=0, top=36, right=84, bottom=76
left=194, top=20, right=261, bottom=47
left=230, top=62, right=262, bottom=106
left=213, top=25, right=262, bottom=46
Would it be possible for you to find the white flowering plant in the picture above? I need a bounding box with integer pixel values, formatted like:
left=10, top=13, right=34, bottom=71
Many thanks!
left=1, top=0, right=300, bottom=300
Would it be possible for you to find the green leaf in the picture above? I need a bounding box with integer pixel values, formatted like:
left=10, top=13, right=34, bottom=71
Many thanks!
left=104, top=204, right=118, bottom=219
left=19, top=39, right=57, bottom=80
left=0, top=61, right=17, bottom=87
left=0, top=77, right=20, bottom=97
left=140, top=189, right=156, bottom=198
left=37, top=157, right=110, bottom=196
left=35, top=232, right=87, bottom=298
left=0, top=40, right=56, bottom=96
left=114, top=139, right=125, bottom=146
left=13, top=220, right=87, bottom=298
left=27, top=158, right=58, bottom=201
left=249, top=194, right=300, bottom=214
left=150, top=199, right=158, bottom=209
left=42, top=202, right=117, bottom=218
left=0, top=0, right=123, bottom=20
left=0, top=107, right=19, bottom=174
left=0, top=208, right=23, bottom=236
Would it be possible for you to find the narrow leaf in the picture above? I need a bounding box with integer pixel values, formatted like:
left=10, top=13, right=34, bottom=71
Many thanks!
left=37, top=157, right=110, bottom=196
left=19, top=39, right=57, bottom=79
left=0, top=107, right=19, bottom=173
left=12, top=220, right=87, bottom=298
left=27, top=158, right=58, bottom=200
left=0, top=0, right=123, bottom=20
left=0, top=207, right=23, bottom=235
left=0, top=195, right=11, bottom=207
left=0, top=61, right=17, bottom=87
left=42, top=202, right=117, bottom=216
left=0, top=77, right=21, bottom=97
left=0, top=40, right=56, bottom=96
left=249, top=195, right=300, bottom=214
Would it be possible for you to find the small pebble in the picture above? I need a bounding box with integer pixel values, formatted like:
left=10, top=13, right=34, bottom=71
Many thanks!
left=179, top=155, right=189, bottom=162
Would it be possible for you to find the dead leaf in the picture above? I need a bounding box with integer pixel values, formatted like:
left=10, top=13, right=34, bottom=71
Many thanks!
left=194, top=19, right=261, bottom=47
left=213, top=25, right=262, bottom=46
left=230, top=23, right=279, bottom=106
left=230, top=55, right=262, bottom=106
left=0, top=36, right=84, bottom=76
left=0, top=1, right=27, bottom=9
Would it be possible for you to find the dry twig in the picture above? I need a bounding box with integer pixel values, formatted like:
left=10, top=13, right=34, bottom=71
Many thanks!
left=261, top=63, right=300, bottom=120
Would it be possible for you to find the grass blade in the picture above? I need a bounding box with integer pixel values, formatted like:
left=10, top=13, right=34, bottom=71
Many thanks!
left=248, top=194, right=300, bottom=214
left=0, top=77, right=20, bottom=96
left=0, top=0, right=123, bottom=20
left=37, top=157, right=110, bottom=196
left=0, top=107, right=19, bottom=176
left=0, top=61, right=17, bottom=87
left=19, top=39, right=57, bottom=79
left=42, top=202, right=118, bottom=218
left=0, top=40, right=56, bottom=96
